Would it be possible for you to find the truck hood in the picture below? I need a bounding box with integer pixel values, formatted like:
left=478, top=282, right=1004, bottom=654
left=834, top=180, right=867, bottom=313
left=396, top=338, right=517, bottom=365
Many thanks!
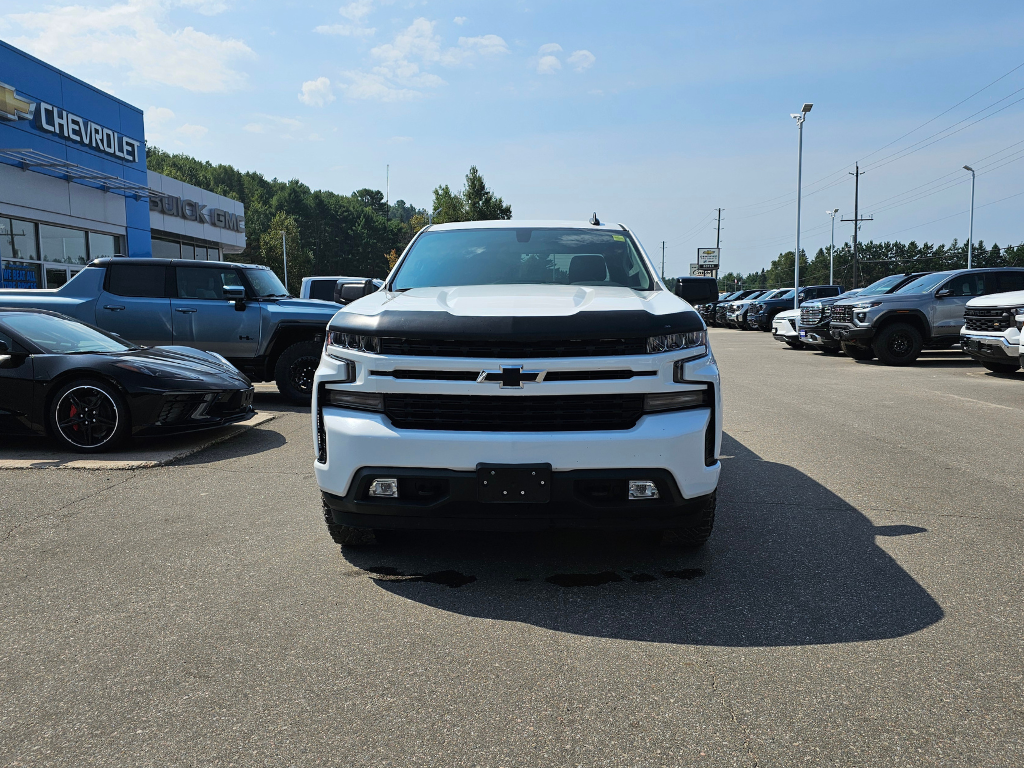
left=344, top=284, right=685, bottom=318
left=262, top=296, right=344, bottom=321
left=966, top=290, right=1024, bottom=309
left=330, top=284, right=704, bottom=338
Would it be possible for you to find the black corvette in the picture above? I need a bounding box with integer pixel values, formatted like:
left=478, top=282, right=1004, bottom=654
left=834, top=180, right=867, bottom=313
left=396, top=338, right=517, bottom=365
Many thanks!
left=0, top=308, right=255, bottom=453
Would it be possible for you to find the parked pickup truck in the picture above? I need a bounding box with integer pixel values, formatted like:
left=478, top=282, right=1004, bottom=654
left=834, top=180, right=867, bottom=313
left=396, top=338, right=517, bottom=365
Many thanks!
left=313, top=220, right=722, bottom=548
left=829, top=268, right=1024, bottom=365
left=748, top=284, right=842, bottom=331
left=300, top=276, right=384, bottom=303
left=960, top=289, right=1024, bottom=373
left=0, top=258, right=345, bottom=403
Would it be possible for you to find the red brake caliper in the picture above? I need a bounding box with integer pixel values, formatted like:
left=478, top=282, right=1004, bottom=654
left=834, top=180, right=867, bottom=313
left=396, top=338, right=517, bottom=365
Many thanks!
left=69, top=404, right=79, bottom=431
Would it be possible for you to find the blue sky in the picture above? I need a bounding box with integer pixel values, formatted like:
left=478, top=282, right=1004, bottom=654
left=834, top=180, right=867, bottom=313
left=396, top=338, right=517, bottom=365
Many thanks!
left=3, top=0, right=1024, bottom=277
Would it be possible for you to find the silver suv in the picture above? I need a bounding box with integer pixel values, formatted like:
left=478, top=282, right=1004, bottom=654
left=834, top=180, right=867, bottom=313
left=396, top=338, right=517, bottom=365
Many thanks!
left=829, top=268, right=1024, bottom=365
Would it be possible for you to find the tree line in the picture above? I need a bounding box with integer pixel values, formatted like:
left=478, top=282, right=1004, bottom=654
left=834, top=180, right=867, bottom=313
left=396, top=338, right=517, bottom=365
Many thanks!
left=717, top=238, right=1024, bottom=292
left=145, top=147, right=510, bottom=288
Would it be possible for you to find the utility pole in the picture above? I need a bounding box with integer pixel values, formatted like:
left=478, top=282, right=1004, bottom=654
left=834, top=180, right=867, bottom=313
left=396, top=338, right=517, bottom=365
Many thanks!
left=280, top=231, right=288, bottom=291
left=661, top=241, right=666, bottom=278
left=827, top=208, right=839, bottom=285
left=963, top=165, right=976, bottom=268
left=715, top=208, right=722, bottom=247
left=386, top=164, right=389, bottom=220
left=842, top=165, right=872, bottom=289
left=791, top=104, right=812, bottom=310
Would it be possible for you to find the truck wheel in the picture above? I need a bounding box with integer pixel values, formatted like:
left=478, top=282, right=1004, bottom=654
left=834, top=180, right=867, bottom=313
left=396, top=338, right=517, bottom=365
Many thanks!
left=841, top=342, right=874, bottom=361
left=872, top=323, right=922, bottom=366
left=982, top=361, right=1021, bottom=373
left=322, top=499, right=377, bottom=547
left=48, top=379, right=130, bottom=453
left=275, top=340, right=321, bottom=405
left=784, top=339, right=804, bottom=349
left=662, top=492, right=716, bottom=549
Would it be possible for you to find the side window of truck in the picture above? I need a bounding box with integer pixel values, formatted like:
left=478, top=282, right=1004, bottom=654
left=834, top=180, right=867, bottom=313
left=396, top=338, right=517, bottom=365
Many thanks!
left=996, top=271, right=1024, bottom=293
left=309, top=279, right=336, bottom=301
left=106, top=264, right=168, bottom=298
left=945, top=274, right=985, bottom=297
left=176, top=267, right=245, bottom=300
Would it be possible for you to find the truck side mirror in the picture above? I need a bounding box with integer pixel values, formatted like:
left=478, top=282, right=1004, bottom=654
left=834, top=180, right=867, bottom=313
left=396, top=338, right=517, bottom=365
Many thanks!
left=223, top=283, right=246, bottom=311
left=674, top=277, right=718, bottom=306
left=935, top=288, right=953, bottom=298
left=0, top=341, right=8, bottom=353
left=334, top=279, right=377, bottom=305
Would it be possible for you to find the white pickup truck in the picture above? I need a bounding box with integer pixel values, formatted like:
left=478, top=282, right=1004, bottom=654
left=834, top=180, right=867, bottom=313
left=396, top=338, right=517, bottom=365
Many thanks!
left=312, top=220, right=722, bottom=547
left=960, top=289, right=1024, bottom=373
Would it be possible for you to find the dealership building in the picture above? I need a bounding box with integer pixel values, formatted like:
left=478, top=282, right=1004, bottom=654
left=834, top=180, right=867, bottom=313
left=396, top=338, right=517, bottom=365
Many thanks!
left=0, top=40, right=246, bottom=290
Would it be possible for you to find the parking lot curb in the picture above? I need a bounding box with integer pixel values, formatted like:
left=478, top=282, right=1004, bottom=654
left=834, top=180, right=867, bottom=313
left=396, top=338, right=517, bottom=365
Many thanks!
left=0, top=412, right=280, bottom=470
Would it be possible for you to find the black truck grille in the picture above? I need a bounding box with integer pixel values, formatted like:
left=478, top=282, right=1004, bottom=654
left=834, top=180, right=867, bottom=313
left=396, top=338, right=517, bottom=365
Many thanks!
left=831, top=305, right=854, bottom=323
left=379, top=337, right=648, bottom=358
left=964, top=307, right=1014, bottom=332
left=383, top=394, right=645, bottom=431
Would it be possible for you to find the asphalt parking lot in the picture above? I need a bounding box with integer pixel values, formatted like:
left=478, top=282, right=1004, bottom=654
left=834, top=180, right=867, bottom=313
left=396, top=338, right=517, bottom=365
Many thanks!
left=2, top=328, right=1022, bottom=767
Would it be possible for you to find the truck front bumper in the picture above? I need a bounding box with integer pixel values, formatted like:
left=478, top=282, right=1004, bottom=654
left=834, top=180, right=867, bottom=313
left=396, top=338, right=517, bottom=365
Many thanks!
left=799, top=324, right=840, bottom=349
left=314, top=408, right=720, bottom=530
left=830, top=323, right=874, bottom=342
left=960, top=332, right=1020, bottom=362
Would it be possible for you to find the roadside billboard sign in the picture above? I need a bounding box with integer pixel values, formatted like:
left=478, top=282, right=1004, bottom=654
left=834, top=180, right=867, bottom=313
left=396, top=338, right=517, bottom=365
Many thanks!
left=697, top=248, right=721, bottom=267
left=689, top=263, right=717, bottom=277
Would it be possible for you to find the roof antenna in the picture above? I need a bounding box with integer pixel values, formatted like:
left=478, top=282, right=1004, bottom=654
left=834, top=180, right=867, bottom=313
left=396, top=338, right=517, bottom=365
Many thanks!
left=589, top=212, right=601, bottom=226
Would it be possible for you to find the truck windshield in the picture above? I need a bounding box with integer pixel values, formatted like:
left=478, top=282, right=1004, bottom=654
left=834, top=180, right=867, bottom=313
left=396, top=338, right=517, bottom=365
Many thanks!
left=245, top=268, right=291, bottom=298
left=392, top=228, right=655, bottom=290
left=893, top=272, right=954, bottom=295
left=859, top=274, right=918, bottom=295
left=2, top=313, right=133, bottom=354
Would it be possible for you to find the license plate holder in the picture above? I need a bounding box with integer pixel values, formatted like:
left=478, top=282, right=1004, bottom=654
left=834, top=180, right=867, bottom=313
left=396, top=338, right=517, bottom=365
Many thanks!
left=799, top=330, right=807, bottom=338
left=477, top=463, right=551, bottom=503
left=963, top=338, right=979, bottom=351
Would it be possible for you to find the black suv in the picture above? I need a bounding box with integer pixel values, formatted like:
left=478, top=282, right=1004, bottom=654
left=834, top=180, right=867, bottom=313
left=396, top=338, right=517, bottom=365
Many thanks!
left=749, top=284, right=842, bottom=331
left=714, top=289, right=761, bottom=327
left=697, top=290, right=741, bottom=327
left=799, top=274, right=928, bottom=353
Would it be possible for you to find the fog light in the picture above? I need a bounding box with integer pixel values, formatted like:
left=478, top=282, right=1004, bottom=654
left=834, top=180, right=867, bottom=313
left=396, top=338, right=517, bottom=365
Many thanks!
left=328, top=390, right=383, bottom=411
left=368, top=478, right=399, bottom=498
left=628, top=480, right=660, bottom=500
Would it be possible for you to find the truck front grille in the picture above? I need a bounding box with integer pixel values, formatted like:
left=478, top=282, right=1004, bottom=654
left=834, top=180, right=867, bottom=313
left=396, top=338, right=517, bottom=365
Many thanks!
left=383, top=394, right=645, bottom=431
left=831, top=305, right=854, bottom=323
left=801, top=306, right=822, bottom=325
left=379, top=337, right=648, bottom=358
left=964, top=307, right=1014, bottom=332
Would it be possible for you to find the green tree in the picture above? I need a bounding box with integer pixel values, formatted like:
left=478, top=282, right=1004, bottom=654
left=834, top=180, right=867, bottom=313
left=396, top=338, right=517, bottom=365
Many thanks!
left=431, top=166, right=512, bottom=223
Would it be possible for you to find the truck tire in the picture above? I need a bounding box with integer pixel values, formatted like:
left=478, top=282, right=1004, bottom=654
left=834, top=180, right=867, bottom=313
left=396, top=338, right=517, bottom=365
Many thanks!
left=275, top=340, right=321, bottom=405
left=48, top=378, right=130, bottom=453
left=662, top=491, right=716, bottom=549
left=872, top=323, right=922, bottom=366
left=784, top=339, right=805, bottom=349
left=322, top=499, right=377, bottom=547
left=841, top=342, right=874, bottom=361
left=982, top=361, right=1021, bottom=373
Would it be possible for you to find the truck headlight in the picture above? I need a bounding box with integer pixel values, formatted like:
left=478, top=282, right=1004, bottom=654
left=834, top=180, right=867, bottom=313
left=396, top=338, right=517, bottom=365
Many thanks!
left=647, top=330, right=706, bottom=354
left=327, top=331, right=381, bottom=354
left=852, top=301, right=882, bottom=310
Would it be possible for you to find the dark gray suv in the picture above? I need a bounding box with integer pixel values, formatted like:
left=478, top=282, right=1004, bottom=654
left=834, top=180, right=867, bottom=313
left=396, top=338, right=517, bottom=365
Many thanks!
left=829, top=268, right=1024, bottom=365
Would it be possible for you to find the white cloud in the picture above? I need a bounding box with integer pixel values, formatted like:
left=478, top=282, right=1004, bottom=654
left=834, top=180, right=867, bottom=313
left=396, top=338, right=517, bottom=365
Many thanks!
left=177, top=0, right=229, bottom=15
left=538, top=42, right=562, bottom=54
left=145, top=106, right=175, bottom=125
left=316, top=23, right=375, bottom=37
left=453, top=16, right=467, bottom=25
left=243, top=123, right=265, bottom=133
left=298, top=77, right=335, bottom=107
left=339, top=0, right=374, bottom=21
left=536, top=55, right=561, bottom=74
left=176, top=123, right=208, bottom=139
left=339, top=18, right=507, bottom=101
left=459, top=34, right=508, bottom=56
left=568, top=49, right=596, bottom=72
left=5, top=0, right=254, bottom=93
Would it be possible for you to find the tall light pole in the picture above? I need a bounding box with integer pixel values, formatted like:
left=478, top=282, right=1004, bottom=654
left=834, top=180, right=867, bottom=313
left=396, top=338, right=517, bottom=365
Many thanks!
left=963, top=165, right=975, bottom=269
left=791, top=103, right=813, bottom=310
left=827, top=208, right=839, bottom=285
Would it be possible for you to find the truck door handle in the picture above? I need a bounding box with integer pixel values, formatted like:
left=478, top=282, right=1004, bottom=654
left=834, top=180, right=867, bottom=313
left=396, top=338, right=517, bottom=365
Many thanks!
left=175, top=307, right=198, bottom=314
left=103, top=305, right=126, bottom=311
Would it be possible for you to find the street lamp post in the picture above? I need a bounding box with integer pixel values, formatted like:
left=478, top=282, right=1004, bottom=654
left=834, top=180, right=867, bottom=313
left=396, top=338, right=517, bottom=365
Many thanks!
left=963, top=165, right=976, bottom=269
left=791, top=103, right=813, bottom=310
left=279, top=231, right=288, bottom=291
left=827, top=208, right=839, bottom=285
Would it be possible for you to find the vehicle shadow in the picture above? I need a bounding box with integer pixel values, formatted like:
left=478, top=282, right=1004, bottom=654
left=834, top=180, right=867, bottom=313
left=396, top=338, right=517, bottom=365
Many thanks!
left=339, top=433, right=944, bottom=647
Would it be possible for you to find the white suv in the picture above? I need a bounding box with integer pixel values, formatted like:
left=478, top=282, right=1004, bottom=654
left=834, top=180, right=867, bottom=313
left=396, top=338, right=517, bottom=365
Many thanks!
left=312, top=220, right=722, bottom=547
left=961, top=289, right=1024, bottom=373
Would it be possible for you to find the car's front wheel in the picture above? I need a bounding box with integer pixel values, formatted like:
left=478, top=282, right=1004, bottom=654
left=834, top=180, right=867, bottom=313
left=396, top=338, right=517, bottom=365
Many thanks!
left=274, top=340, right=321, bottom=405
left=48, top=379, right=130, bottom=453
left=662, top=492, right=716, bottom=549
left=872, top=323, right=923, bottom=366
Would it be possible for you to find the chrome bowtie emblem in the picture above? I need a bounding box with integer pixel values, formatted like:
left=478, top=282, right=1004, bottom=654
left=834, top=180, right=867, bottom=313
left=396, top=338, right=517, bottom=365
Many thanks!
left=477, top=365, right=546, bottom=388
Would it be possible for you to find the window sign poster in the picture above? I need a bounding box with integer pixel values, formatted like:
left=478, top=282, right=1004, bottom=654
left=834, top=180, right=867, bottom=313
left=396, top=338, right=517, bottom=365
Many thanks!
left=2, top=263, right=41, bottom=289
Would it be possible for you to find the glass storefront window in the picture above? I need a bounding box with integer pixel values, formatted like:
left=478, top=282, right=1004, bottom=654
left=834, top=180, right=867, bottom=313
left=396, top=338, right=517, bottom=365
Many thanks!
left=0, top=219, right=40, bottom=261
left=181, top=244, right=195, bottom=260
left=152, top=238, right=181, bottom=259
left=45, top=267, right=69, bottom=289
left=88, top=232, right=121, bottom=259
left=40, top=225, right=88, bottom=265
left=1, top=261, right=42, bottom=289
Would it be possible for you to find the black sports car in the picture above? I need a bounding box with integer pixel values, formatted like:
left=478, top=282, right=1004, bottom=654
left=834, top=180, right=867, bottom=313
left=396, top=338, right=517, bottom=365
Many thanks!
left=0, top=308, right=255, bottom=453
